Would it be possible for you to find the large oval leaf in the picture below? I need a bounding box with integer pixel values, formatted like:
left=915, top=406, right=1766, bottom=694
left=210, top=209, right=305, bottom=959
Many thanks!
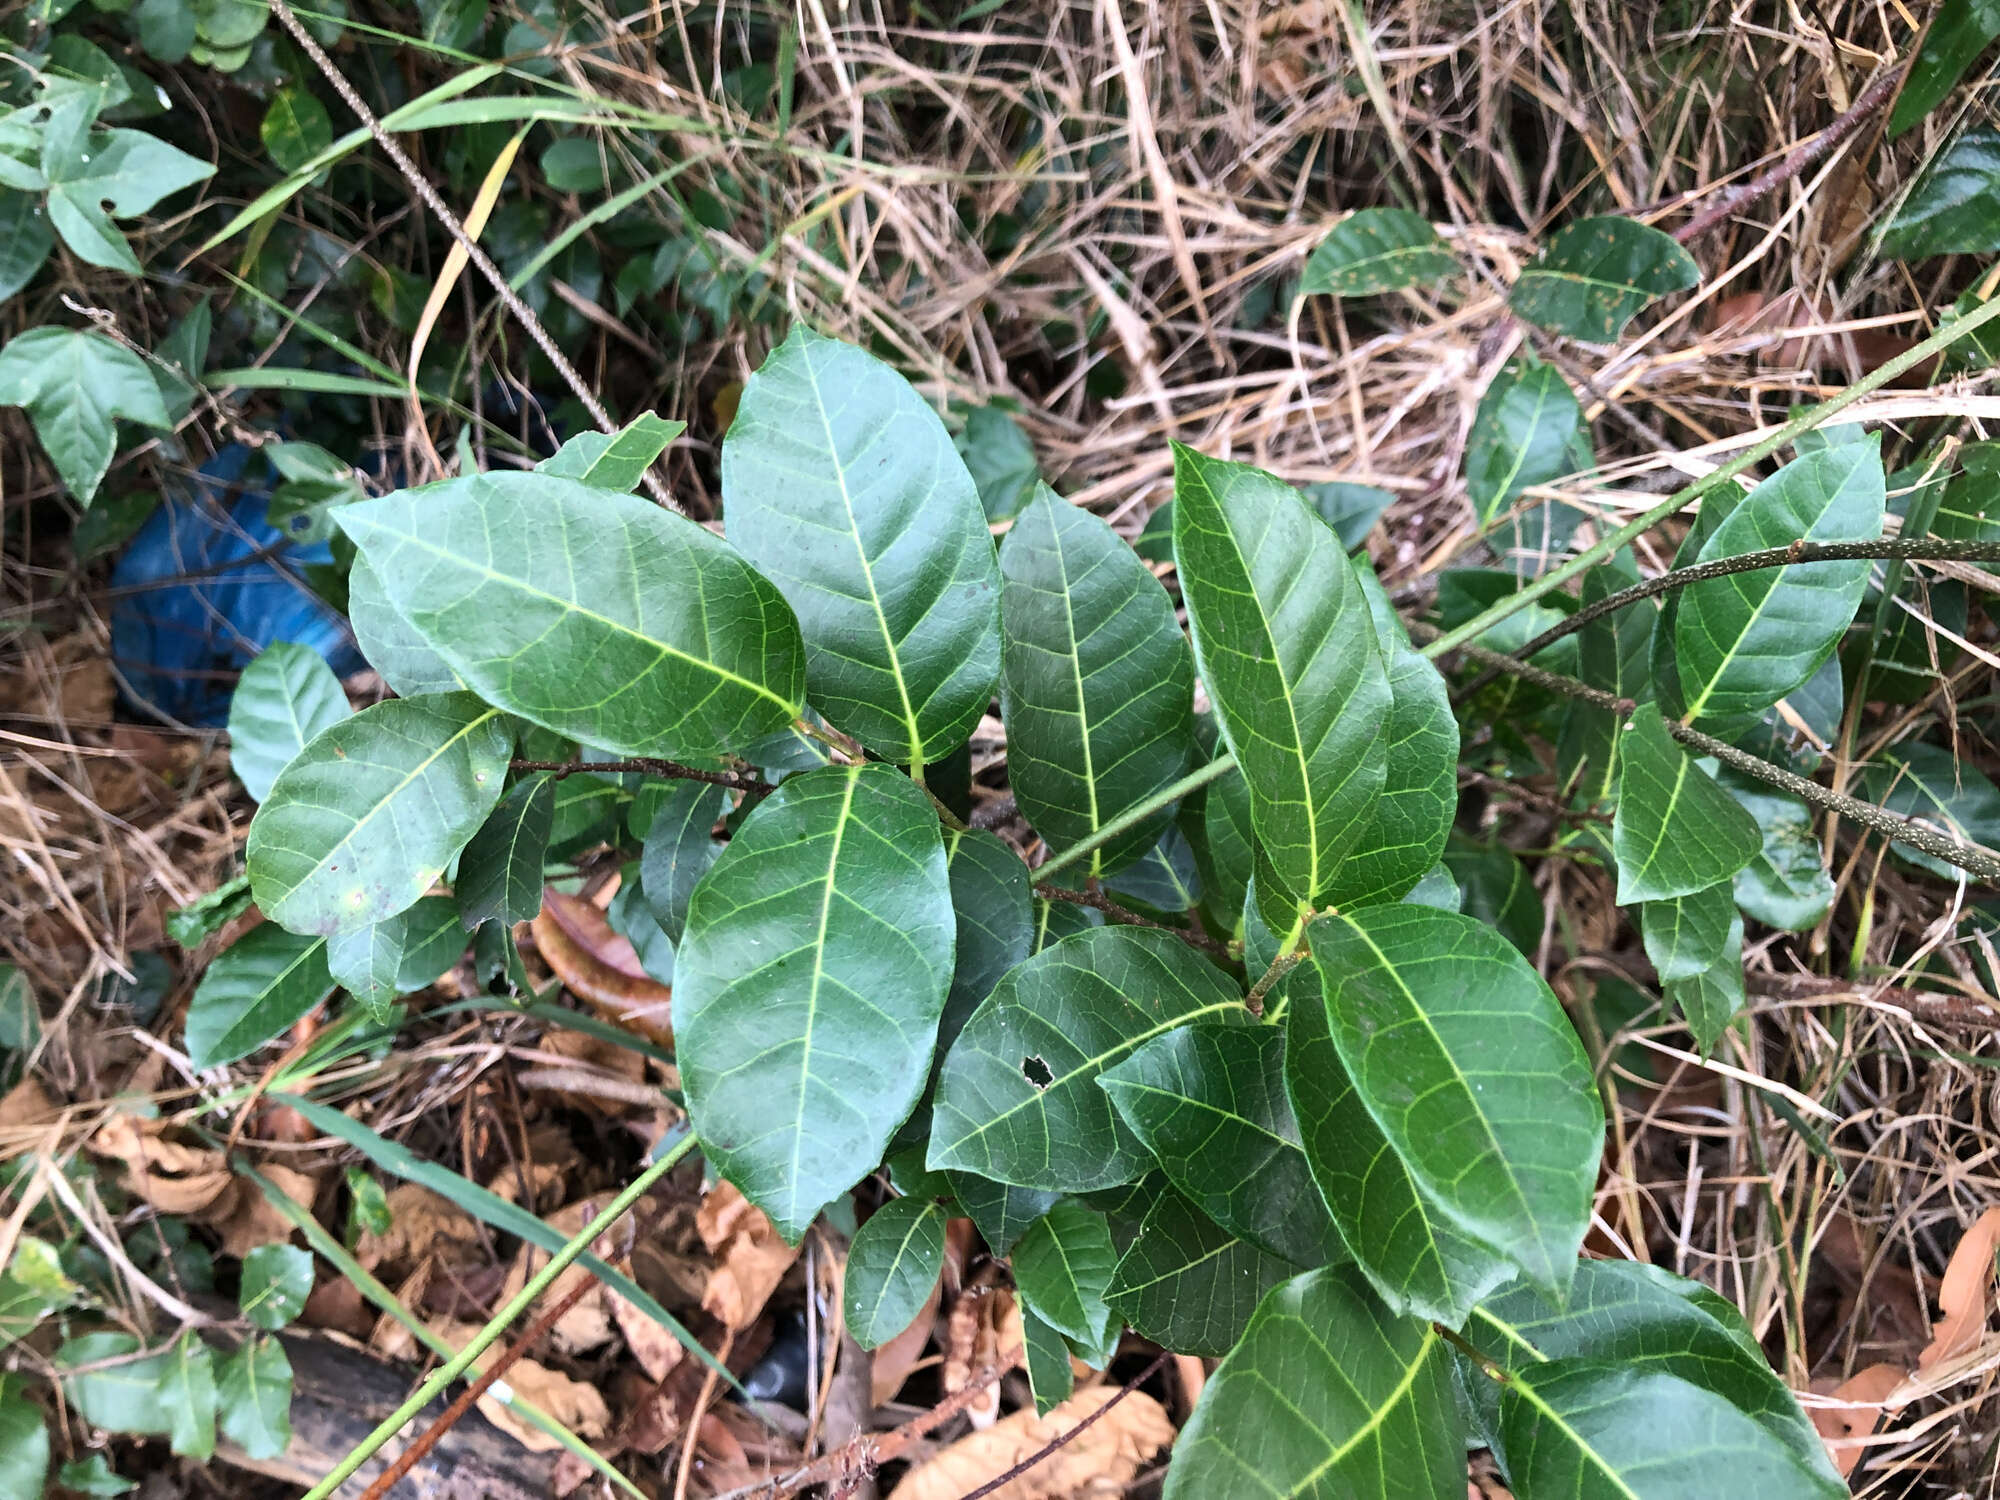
left=928, top=925, right=1245, bottom=1193
left=227, top=642, right=351, bottom=803
left=1161, top=1266, right=1466, bottom=1499
left=345, top=553, right=463, bottom=698
left=1107, top=1188, right=1297, bottom=1358
left=184, top=925, right=334, bottom=1071
left=1882, top=126, right=2000, bottom=259
left=1675, top=440, right=1885, bottom=727
left=1509, top=217, right=1699, bottom=342
left=325, top=897, right=467, bottom=1017
left=336, top=471, right=806, bottom=760
left=247, top=693, right=511, bottom=935
left=1299, top=208, right=1457, bottom=297
left=1172, top=446, right=1391, bottom=930
left=673, top=763, right=953, bottom=1241
left=720, top=326, right=1001, bottom=771
left=1304, top=905, right=1602, bottom=1295
left=999, top=485, right=1194, bottom=876
left=844, top=1196, right=946, bottom=1350
left=1099, top=1023, right=1341, bottom=1266
left=1612, top=704, right=1762, bottom=903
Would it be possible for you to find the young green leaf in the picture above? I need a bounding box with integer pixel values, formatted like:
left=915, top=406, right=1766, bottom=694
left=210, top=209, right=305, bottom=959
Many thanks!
left=1162, top=1267, right=1466, bottom=1499
left=1676, top=440, right=1885, bottom=727
left=159, top=1334, right=216, bottom=1460
left=1883, top=127, right=2000, bottom=259
left=674, top=763, right=953, bottom=1242
left=1465, top=357, right=1583, bottom=525
left=1021, top=1307, right=1074, bottom=1416
left=1011, top=1200, right=1119, bottom=1363
left=1497, top=1359, right=1845, bottom=1499
left=215, top=1335, right=292, bottom=1462
left=1509, top=216, right=1699, bottom=342
left=455, top=775, right=556, bottom=931
left=948, top=1173, right=1059, bottom=1258
left=260, top=87, right=333, bottom=174
left=58, top=1332, right=172, bottom=1436
left=184, top=925, right=334, bottom=1070
left=247, top=693, right=511, bottom=936
left=1299, top=207, right=1456, bottom=296
left=999, top=485, right=1195, bottom=876
left=1171, top=446, right=1392, bottom=931
left=939, top=827, right=1033, bottom=1058
left=345, top=553, right=464, bottom=698
left=1662, top=907, right=1743, bottom=1051
left=227, top=642, right=352, bottom=803
left=1723, top=776, right=1834, bottom=931
left=0, top=1375, right=48, bottom=1498
left=336, top=472, right=806, bottom=759
left=1639, top=880, right=1736, bottom=984
left=55, top=1454, right=129, bottom=1496
left=955, top=404, right=1040, bottom=523
left=1304, top=905, right=1602, bottom=1296
left=929, top=925, right=1246, bottom=1193
left=844, top=1197, right=946, bottom=1350
left=1891, top=0, right=2000, bottom=134
left=239, top=1244, right=315, bottom=1332
left=38, top=103, right=214, bottom=273
left=0, top=326, right=173, bottom=503
left=721, top=326, right=1001, bottom=771
left=636, top=782, right=726, bottom=944
left=536, top=412, right=685, bottom=491
left=1612, top=705, right=1762, bottom=903
left=1099, top=1023, right=1341, bottom=1266
left=1106, top=1188, right=1297, bottom=1358
left=1305, top=480, right=1397, bottom=549
left=1861, top=741, right=2000, bottom=878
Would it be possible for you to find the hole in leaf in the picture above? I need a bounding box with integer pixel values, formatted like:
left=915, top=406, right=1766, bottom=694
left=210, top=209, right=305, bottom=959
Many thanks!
left=1021, top=1055, right=1053, bottom=1090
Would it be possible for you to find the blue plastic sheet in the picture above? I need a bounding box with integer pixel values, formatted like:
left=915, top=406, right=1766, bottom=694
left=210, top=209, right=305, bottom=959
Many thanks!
left=109, top=444, right=362, bottom=727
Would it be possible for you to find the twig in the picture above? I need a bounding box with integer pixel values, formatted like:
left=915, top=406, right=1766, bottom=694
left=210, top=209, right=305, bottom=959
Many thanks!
left=259, top=0, right=679, bottom=512
left=1244, top=951, right=1304, bottom=1017
left=510, top=757, right=772, bottom=797
left=1034, top=883, right=1231, bottom=960
left=958, top=1351, right=1171, bottom=1500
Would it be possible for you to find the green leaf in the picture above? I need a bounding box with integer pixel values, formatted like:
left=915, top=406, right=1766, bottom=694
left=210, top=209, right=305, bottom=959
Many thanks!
left=336, top=472, right=805, bottom=760
left=929, top=925, right=1246, bottom=1193
left=1443, top=840, right=1544, bottom=956
left=345, top=553, right=464, bottom=698
left=1104, top=826, right=1201, bottom=913
left=0, top=192, right=53, bottom=305
left=215, top=1335, right=292, bottom=1462
left=247, top=693, right=511, bottom=936
left=0, top=326, right=172, bottom=503
left=1675, top=440, right=1885, bottom=727
left=260, top=87, right=332, bottom=174
left=955, top=405, right=1040, bottom=522
left=1171, top=446, right=1391, bottom=931
left=56, top=1454, right=130, bottom=1495
left=1162, top=1267, right=1465, bottom=1499
left=59, top=1332, right=171, bottom=1436
left=536, top=412, right=684, bottom=491
left=238, top=1244, right=314, bottom=1332
left=0, top=966, right=39, bottom=1051
left=635, top=781, right=727, bottom=946
left=1465, top=356, right=1584, bottom=525
left=1497, top=1358, right=1844, bottom=1499
left=325, top=897, right=465, bottom=1015
left=844, top=1197, right=946, bottom=1350
left=999, top=486, right=1195, bottom=876
left=1510, top=217, right=1699, bottom=341
left=227, top=642, right=351, bottom=803
left=1106, top=1188, right=1297, bottom=1358
left=1299, top=208, right=1457, bottom=296
left=1663, top=909, right=1744, bottom=1052
left=1892, top=0, right=2000, bottom=133
left=1931, top=442, right=2000, bottom=540
left=939, top=827, right=1033, bottom=1056
left=1192, top=755, right=1254, bottom=925
left=948, top=1174, right=1059, bottom=1258
left=1304, top=481, right=1397, bottom=550
left=1021, top=1307, right=1074, bottom=1415
left=1861, top=741, right=2000, bottom=878
left=455, top=775, right=555, bottom=931
left=1467, top=1257, right=1836, bottom=1481
left=1721, top=774, right=1833, bottom=931
left=1883, top=126, right=2000, bottom=258
left=1012, top=1200, right=1119, bottom=1363
left=1302, top=906, right=1602, bottom=1298
left=158, top=1334, right=216, bottom=1460
left=721, top=326, right=1001, bottom=770
left=0, top=1375, right=48, bottom=1499
left=673, top=763, right=953, bottom=1241
left=40, top=106, right=214, bottom=273
left=1640, top=881, right=1735, bottom=984
left=184, top=925, right=334, bottom=1070
left=1612, top=705, right=1762, bottom=902
left=1099, top=1023, right=1339, bottom=1266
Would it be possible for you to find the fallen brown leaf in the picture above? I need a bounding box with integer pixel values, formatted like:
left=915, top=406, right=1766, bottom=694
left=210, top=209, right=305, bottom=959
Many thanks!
left=945, top=1282, right=1018, bottom=1429
left=355, top=1184, right=482, bottom=1276
left=0, top=1079, right=59, bottom=1132
left=88, top=1112, right=233, bottom=1217
left=208, top=1163, right=315, bottom=1260
left=1920, top=1208, right=2000, bottom=1371
left=532, top=888, right=674, bottom=1045
left=894, top=1385, right=1174, bottom=1500
left=1810, top=1363, right=1907, bottom=1479
left=427, top=1316, right=611, bottom=1452
left=696, top=1180, right=796, bottom=1331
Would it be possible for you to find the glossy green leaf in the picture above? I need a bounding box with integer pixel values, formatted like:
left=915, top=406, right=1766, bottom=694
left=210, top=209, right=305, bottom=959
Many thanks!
left=1465, top=357, right=1583, bottom=525
left=59, top=1332, right=172, bottom=1435
left=260, top=87, right=332, bottom=173
left=1304, top=481, right=1397, bottom=550
left=54, top=1455, right=128, bottom=1496
left=949, top=1173, right=1059, bottom=1257
left=1640, top=881, right=1735, bottom=984
left=1106, top=1188, right=1296, bottom=1358
left=939, top=827, right=1033, bottom=1057
left=635, top=781, right=726, bottom=946
left=239, top=1244, right=314, bottom=1331
left=1933, top=443, right=2000, bottom=541
left=215, top=1335, right=292, bottom=1462
left=1442, top=842, right=1542, bottom=955
left=1662, top=908, right=1744, bottom=1052
left=247, top=693, right=510, bottom=936
left=1676, top=440, right=1884, bottom=727
left=1510, top=217, right=1699, bottom=341
left=227, top=642, right=351, bottom=803
left=1862, top=741, right=2000, bottom=878
left=1497, top=1358, right=1844, bottom=1499
left=1011, top=1200, right=1119, bottom=1361
left=1883, top=127, right=2000, bottom=258
left=1892, top=0, right=2000, bottom=134
left=159, top=1334, right=216, bottom=1460
left=720, top=326, right=1001, bottom=769
left=1103, top=825, right=1200, bottom=913
left=929, top=925, right=1246, bottom=1192
left=0, top=326, right=172, bottom=503
left=1612, top=705, right=1762, bottom=903
left=844, top=1197, right=946, bottom=1350
left=674, top=763, right=953, bottom=1241
left=1099, top=1023, right=1339, bottom=1266
left=345, top=553, right=464, bottom=698
left=1162, top=1266, right=1465, bottom=1499
left=456, top=775, right=555, bottom=930
left=1722, top=774, right=1834, bottom=931
left=184, top=925, right=334, bottom=1070
left=0, top=192, right=54, bottom=306
left=955, top=404, right=1040, bottom=523
left=1561, top=555, right=1654, bottom=803
left=1021, top=1307, right=1074, bottom=1415
left=1299, top=208, right=1457, bottom=296
left=536, top=412, right=684, bottom=491
left=39, top=104, right=214, bottom=273
left=1193, top=754, right=1254, bottom=923
left=1172, top=446, right=1391, bottom=930
left=1303, top=905, right=1601, bottom=1296
left=0, top=1376, right=47, bottom=1499
left=336, top=472, right=805, bottom=760
left=999, top=486, right=1194, bottom=877
left=325, top=897, right=465, bottom=1017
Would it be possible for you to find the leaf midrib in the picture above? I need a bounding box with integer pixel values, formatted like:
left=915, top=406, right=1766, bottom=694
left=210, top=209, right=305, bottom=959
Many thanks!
left=785, top=764, right=861, bottom=1227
